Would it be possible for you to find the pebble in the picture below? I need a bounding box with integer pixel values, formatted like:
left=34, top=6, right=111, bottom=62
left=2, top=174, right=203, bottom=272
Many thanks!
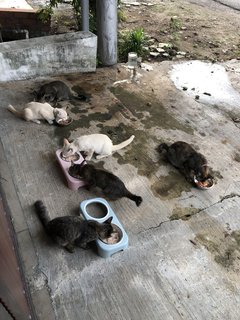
left=150, top=52, right=160, bottom=57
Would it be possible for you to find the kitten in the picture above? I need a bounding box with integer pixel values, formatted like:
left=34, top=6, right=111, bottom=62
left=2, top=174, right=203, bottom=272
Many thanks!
left=34, top=200, right=113, bottom=253
left=62, top=134, right=135, bottom=160
left=69, top=163, right=143, bottom=207
left=158, top=141, right=210, bottom=183
left=34, top=81, right=85, bottom=103
left=7, top=102, right=68, bottom=124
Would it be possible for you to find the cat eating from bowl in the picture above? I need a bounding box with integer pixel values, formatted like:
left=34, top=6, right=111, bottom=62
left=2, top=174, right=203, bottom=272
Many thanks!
left=62, top=134, right=135, bottom=161
left=7, top=102, right=69, bottom=125
left=158, top=141, right=213, bottom=187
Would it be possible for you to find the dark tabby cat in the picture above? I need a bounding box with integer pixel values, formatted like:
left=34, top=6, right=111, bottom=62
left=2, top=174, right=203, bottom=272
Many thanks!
left=34, top=81, right=86, bottom=103
left=158, top=141, right=210, bottom=183
left=34, top=200, right=113, bottom=253
left=69, top=163, right=143, bottom=207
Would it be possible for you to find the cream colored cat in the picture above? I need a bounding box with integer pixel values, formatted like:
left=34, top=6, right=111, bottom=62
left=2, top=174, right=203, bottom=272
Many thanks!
left=7, top=102, right=68, bottom=124
left=62, top=134, right=135, bottom=160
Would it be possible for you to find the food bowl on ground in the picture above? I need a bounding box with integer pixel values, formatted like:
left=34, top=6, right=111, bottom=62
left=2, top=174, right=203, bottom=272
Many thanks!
left=60, top=152, right=80, bottom=162
left=56, top=117, right=73, bottom=126
left=194, top=176, right=214, bottom=190
left=99, top=224, right=123, bottom=245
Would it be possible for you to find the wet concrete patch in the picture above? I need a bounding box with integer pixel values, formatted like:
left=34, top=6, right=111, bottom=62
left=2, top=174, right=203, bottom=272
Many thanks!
left=195, top=231, right=240, bottom=269
left=170, top=206, right=199, bottom=221
left=97, top=123, right=159, bottom=177
left=54, top=104, right=121, bottom=144
left=111, top=87, right=194, bottom=134
left=151, top=171, right=192, bottom=200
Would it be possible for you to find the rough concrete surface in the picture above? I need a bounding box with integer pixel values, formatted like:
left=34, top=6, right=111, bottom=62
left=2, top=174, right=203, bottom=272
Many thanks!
left=1, top=60, right=240, bottom=319
left=0, top=31, right=97, bottom=82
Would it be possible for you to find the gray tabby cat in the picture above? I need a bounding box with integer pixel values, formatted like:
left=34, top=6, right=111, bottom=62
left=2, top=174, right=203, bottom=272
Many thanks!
left=34, top=81, right=85, bottom=103
left=34, top=201, right=113, bottom=253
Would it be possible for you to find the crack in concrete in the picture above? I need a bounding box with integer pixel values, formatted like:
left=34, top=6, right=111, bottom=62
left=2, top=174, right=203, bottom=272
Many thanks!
left=137, top=193, right=240, bottom=234
left=137, top=220, right=170, bottom=234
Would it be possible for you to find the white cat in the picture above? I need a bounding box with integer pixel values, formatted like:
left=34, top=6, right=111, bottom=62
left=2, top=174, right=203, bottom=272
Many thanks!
left=7, top=102, right=68, bottom=124
left=62, top=134, right=135, bottom=160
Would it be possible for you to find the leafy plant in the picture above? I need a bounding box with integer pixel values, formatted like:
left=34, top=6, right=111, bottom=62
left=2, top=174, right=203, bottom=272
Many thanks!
left=37, top=5, right=54, bottom=23
left=118, top=27, right=148, bottom=62
left=37, top=0, right=122, bottom=32
left=169, top=16, right=182, bottom=32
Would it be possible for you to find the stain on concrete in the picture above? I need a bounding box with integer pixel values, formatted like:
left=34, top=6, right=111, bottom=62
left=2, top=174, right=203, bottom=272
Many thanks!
left=54, top=104, right=121, bottom=144
left=234, top=152, right=240, bottom=162
left=170, top=206, right=199, bottom=221
left=151, top=171, right=192, bottom=200
left=196, top=231, right=240, bottom=269
left=111, top=87, right=194, bottom=134
left=210, top=168, right=223, bottom=181
left=97, top=123, right=159, bottom=177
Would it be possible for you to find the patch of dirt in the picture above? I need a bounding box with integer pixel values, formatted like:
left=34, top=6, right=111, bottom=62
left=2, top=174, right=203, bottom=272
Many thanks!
left=31, top=0, right=240, bottom=62
left=119, top=0, right=240, bottom=62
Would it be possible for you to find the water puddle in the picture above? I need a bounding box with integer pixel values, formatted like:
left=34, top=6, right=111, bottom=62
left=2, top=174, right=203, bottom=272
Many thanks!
left=170, top=60, right=240, bottom=109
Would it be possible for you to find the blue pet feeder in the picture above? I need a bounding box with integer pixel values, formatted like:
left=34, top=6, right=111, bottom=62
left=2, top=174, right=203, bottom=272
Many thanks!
left=80, top=198, right=128, bottom=258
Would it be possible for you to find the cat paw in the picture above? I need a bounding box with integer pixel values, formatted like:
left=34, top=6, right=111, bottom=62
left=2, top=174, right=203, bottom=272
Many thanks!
left=33, top=120, right=41, bottom=124
left=96, top=154, right=108, bottom=160
left=85, top=156, right=92, bottom=161
left=48, top=120, right=53, bottom=125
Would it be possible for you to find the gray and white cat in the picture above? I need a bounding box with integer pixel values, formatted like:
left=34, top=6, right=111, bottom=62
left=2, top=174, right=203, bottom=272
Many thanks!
left=34, top=200, right=113, bottom=253
left=7, top=102, right=68, bottom=124
left=62, top=134, right=135, bottom=160
left=35, top=81, right=84, bottom=103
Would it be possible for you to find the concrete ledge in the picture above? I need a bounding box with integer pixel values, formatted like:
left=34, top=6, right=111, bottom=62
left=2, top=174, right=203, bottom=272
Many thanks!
left=0, top=31, right=97, bottom=82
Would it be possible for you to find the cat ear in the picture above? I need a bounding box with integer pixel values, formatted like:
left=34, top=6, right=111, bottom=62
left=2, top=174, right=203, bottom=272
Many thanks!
left=105, top=217, right=113, bottom=224
left=63, top=138, right=70, bottom=146
left=63, top=104, right=70, bottom=111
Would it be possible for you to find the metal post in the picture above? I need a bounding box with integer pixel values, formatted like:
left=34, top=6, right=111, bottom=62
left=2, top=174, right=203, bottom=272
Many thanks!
left=96, top=0, right=117, bottom=66
left=81, top=0, right=89, bottom=32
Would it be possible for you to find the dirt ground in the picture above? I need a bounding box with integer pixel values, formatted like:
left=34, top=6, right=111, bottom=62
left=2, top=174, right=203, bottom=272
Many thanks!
left=43, top=0, right=240, bottom=63
left=119, top=0, right=240, bottom=62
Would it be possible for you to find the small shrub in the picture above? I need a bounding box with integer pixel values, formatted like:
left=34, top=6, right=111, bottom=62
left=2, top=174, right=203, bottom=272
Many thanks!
left=169, top=16, right=182, bottom=32
left=118, top=27, right=148, bottom=62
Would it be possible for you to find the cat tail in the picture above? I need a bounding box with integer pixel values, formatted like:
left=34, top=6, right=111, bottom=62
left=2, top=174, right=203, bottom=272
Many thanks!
left=112, top=135, right=135, bottom=152
left=157, top=143, right=169, bottom=153
left=34, top=200, right=51, bottom=228
left=125, top=192, right=143, bottom=207
left=7, top=104, right=24, bottom=119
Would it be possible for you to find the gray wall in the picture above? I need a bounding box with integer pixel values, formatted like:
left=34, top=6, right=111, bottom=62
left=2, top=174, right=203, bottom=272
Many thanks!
left=0, top=31, right=97, bottom=82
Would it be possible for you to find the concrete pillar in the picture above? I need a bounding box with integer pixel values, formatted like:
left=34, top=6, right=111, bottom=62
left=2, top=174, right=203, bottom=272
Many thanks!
left=81, top=0, right=89, bottom=31
left=96, top=0, right=117, bottom=66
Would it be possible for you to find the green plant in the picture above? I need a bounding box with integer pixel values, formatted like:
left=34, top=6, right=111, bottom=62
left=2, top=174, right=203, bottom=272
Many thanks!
left=169, top=16, right=182, bottom=31
left=38, top=0, right=122, bottom=32
left=37, top=0, right=97, bottom=31
left=37, top=5, right=54, bottom=23
left=118, top=27, right=148, bottom=62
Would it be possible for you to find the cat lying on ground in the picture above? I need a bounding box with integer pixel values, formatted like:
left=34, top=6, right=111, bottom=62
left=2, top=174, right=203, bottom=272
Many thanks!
left=34, top=80, right=86, bottom=103
left=69, top=163, right=143, bottom=207
left=158, top=141, right=210, bottom=183
left=7, top=102, right=68, bottom=124
left=62, top=134, right=135, bottom=160
left=34, top=200, right=113, bottom=253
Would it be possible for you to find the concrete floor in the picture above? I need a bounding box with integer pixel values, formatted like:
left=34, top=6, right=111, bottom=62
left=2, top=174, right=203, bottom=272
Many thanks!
left=1, top=60, right=240, bottom=320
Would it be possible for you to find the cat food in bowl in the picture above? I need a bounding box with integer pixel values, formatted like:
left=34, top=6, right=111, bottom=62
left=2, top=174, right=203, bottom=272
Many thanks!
left=194, top=177, right=214, bottom=190
left=56, top=117, right=73, bottom=126
left=99, top=224, right=123, bottom=245
left=60, top=152, right=80, bottom=162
